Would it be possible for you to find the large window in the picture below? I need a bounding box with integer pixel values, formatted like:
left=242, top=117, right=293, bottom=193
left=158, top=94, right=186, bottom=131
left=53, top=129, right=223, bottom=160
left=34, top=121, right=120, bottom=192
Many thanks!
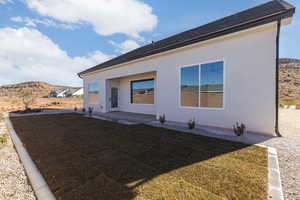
left=131, top=79, right=154, bottom=104
left=88, top=82, right=99, bottom=104
left=181, top=61, right=224, bottom=108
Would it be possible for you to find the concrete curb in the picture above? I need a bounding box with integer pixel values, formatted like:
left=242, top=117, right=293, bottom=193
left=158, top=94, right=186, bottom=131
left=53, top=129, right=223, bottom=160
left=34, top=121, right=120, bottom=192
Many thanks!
left=4, top=114, right=56, bottom=200
left=268, top=147, right=284, bottom=200
left=9, top=110, right=75, bottom=117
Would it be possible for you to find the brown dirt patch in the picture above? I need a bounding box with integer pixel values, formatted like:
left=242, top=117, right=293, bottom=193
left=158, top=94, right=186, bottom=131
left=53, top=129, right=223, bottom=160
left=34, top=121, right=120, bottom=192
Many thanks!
left=0, top=97, right=82, bottom=112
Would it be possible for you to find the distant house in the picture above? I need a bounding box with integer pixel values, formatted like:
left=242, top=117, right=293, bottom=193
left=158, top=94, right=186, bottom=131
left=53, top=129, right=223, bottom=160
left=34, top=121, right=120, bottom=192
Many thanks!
left=78, top=1, right=295, bottom=136
left=49, top=89, right=68, bottom=98
left=49, top=88, right=83, bottom=98
left=65, top=88, right=83, bottom=97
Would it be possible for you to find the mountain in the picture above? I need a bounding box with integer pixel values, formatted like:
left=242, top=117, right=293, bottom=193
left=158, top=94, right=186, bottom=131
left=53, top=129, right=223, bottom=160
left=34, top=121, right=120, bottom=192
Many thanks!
left=0, top=81, right=80, bottom=98
left=279, top=58, right=300, bottom=100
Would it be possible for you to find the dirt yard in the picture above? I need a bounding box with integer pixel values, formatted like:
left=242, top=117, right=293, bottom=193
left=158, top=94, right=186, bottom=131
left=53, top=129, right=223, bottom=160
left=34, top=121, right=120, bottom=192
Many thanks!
left=10, top=114, right=268, bottom=200
left=0, top=97, right=83, bottom=112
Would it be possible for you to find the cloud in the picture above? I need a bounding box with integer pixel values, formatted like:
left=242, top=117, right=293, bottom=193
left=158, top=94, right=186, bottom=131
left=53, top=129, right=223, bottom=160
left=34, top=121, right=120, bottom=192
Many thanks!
left=24, top=0, right=158, bottom=38
left=109, top=40, right=140, bottom=54
left=10, top=16, right=79, bottom=30
left=0, top=0, right=12, bottom=4
left=0, top=27, right=114, bottom=86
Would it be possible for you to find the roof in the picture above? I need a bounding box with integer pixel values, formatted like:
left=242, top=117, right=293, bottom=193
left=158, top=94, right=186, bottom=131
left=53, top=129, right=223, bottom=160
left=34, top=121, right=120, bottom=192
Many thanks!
left=53, top=89, right=67, bottom=94
left=78, top=0, right=295, bottom=77
left=66, top=88, right=83, bottom=95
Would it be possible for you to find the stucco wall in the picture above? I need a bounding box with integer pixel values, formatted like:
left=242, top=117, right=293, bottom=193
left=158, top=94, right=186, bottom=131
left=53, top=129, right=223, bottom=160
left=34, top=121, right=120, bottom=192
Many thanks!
left=83, top=24, right=277, bottom=135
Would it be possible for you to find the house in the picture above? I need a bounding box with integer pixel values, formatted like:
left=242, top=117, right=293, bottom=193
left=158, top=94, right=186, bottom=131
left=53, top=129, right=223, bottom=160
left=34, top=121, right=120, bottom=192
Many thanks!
left=64, top=88, right=84, bottom=97
left=71, top=88, right=84, bottom=96
left=49, top=89, right=68, bottom=98
left=78, top=1, right=295, bottom=136
left=50, top=88, right=83, bottom=98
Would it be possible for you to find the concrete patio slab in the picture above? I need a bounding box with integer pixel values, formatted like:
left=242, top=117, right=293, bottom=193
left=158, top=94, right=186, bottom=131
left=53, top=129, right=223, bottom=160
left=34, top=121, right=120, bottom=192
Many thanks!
left=93, top=111, right=156, bottom=123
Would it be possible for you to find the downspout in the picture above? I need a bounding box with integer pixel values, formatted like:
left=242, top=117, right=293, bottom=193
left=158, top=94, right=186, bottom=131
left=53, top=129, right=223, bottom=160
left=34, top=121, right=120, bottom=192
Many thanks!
left=275, top=19, right=282, bottom=137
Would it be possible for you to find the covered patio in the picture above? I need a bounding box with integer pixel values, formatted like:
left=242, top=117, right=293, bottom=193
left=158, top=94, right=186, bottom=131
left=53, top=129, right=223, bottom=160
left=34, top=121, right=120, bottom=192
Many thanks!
left=105, top=71, right=157, bottom=115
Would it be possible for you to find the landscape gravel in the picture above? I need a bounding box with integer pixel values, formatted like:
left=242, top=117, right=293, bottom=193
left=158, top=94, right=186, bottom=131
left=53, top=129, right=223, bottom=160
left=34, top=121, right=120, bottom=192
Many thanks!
left=260, top=109, right=300, bottom=200
left=0, top=119, right=36, bottom=200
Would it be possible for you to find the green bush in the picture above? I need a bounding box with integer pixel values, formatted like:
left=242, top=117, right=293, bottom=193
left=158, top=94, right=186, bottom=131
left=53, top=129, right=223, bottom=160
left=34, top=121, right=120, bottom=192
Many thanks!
left=159, top=114, right=166, bottom=124
left=188, top=118, right=196, bottom=130
left=88, top=107, right=93, bottom=117
left=233, top=122, right=246, bottom=136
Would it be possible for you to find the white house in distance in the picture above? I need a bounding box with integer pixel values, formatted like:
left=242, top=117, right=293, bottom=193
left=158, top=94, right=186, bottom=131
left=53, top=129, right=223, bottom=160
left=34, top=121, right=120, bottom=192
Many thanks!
left=64, top=88, right=84, bottom=97
left=71, top=88, right=84, bottom=96
left=78, top=1, right=295, bottom=136
left=50, top=88, right=83, bottom=98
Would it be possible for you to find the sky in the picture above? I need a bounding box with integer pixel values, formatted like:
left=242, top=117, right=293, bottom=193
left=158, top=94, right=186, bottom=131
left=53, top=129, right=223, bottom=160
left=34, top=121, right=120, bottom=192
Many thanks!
left=0, top=0, right=299, bottom=87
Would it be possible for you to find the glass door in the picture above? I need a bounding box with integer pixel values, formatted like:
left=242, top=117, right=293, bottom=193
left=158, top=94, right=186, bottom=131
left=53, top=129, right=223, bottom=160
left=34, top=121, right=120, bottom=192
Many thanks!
left=111, top=87, right=118, bottom=111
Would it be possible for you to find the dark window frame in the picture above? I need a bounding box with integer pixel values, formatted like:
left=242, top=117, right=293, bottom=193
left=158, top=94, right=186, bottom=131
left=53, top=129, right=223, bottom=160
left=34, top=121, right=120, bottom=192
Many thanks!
left=130, top=78, right=155, bottom=104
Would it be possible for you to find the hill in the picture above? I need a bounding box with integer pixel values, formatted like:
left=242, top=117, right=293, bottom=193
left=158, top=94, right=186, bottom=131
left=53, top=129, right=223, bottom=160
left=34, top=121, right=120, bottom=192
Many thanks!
left=0, top=81, right=79, bottom=98
left=0, top=81, right=83, bottom=112
left=279, top=58, right=300, bottom=100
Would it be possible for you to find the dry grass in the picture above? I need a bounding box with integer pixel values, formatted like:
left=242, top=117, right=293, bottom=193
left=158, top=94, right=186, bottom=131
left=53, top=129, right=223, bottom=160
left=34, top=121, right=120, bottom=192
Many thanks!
left=10, top=114, right=268, bottom=200
left=280, top=98, right=300, bottom=109
left=0, top=113, right=9, bottom=148
left=0, top=97, right=83, bottom=112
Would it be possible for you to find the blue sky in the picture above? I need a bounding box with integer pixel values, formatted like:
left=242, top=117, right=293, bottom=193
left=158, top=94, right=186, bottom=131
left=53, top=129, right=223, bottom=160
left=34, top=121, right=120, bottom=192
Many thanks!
left=0, top=0, right=299, bottom=86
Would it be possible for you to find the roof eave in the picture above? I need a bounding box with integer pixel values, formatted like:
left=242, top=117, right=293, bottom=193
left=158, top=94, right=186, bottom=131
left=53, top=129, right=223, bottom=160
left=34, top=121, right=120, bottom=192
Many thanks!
left=78, top=6, right=295, bottom=77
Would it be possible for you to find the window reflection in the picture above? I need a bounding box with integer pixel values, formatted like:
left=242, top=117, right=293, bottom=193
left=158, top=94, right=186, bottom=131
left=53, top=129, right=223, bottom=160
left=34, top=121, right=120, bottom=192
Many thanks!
left=131, top=79, right=154, bottom=104
left=181, top=66, right=199, bottom=107
left=180, top=61, right=224, bottom=108
left=88, top=82, right=99, bottom=104
left=200, top=61, right=224, bottom=108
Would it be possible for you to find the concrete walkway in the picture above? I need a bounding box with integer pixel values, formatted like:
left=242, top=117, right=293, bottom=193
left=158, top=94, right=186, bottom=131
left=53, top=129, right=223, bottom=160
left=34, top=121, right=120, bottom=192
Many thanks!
left=93, top=111, right=156, bottom=123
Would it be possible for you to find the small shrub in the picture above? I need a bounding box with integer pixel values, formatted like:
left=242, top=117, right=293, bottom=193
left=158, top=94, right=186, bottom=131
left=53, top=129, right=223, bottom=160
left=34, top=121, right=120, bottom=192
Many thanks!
left=233, top=122, right=246, bottom=136
left=0, top=133, right=9, bottom=148
left=188, top=118, right=196, bottom=130
left=20, top=89, right=37, bottom=110
left=51, top=101, right=61, bottom=105
left=82, top=108, right=86, bottom=112
left=88, top=107, right=93, bottom=117
left=159, top=114, right=166, bottom=124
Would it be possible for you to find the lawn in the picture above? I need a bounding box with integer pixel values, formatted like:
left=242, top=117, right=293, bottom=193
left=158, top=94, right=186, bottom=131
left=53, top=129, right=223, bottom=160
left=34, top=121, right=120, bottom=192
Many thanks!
left=10, top=114, right=268, bottom=200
